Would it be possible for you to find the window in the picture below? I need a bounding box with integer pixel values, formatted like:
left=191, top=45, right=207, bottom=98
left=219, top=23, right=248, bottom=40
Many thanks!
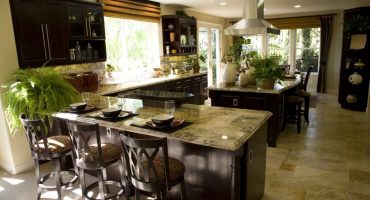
left=105, top=17, right=160, bottom=81
left=296, top=28, right=320, bottom=72
left=268, top=30, right=290, bottom=65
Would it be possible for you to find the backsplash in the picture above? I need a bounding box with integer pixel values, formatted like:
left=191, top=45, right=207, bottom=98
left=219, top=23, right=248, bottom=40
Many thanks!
left=48, top=62, right=105, bottom=81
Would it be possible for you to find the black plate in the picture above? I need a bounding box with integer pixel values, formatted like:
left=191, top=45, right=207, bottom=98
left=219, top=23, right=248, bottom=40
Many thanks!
left=97, top=111, right=132, bottom=119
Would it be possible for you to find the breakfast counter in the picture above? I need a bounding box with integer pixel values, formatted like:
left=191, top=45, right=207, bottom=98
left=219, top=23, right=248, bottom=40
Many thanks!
left=54, top=95, right=271, bottom=200
left=95, top=72, right=207, bottom=96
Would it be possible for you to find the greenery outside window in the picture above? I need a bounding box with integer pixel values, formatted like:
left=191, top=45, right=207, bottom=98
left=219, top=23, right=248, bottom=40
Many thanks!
left=268, top=30, right=290, bottom=65
left=105, top=17, right=160, bottom=82
left=296, top=28, right=320, bottom=72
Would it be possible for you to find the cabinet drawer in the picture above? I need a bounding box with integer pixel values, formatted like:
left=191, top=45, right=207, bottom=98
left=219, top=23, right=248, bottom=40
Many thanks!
left=219, top=95, right=241, bottom=108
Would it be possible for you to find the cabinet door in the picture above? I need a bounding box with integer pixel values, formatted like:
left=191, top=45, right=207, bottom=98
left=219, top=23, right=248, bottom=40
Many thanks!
left=11, top=0, right=47, bottom=68
left=67, top=3, right=87, bottom=38
left=43, top=0, right=69, bottom=63
left=219, top=95, right=241, bottom=108
left=86, top=5, right=105, bottom=38
left=200, top=77, right=208, bottom=102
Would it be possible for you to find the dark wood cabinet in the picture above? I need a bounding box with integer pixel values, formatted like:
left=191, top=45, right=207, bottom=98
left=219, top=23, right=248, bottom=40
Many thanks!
left=161, top=15, right=197, bottom=56
left=10, top=0, right=106, bottom=68
left=10, top=0, right=68, bottom=68
left=338, top=7, right=370, bottom=111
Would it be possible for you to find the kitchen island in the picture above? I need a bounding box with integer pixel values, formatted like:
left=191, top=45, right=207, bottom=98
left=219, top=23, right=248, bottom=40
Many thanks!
left=54, top=95, right=271, bottom=200
left=208, top=77, right=301, bottom=147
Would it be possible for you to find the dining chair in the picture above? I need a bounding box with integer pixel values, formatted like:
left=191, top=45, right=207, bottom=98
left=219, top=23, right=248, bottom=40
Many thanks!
left=297, top=66, right=314, bottom=123
left=120, top=133, right=186, bottom=200
left=67, top=121, right=127, bottom=200
left=20, top=114, right=78, bottom=200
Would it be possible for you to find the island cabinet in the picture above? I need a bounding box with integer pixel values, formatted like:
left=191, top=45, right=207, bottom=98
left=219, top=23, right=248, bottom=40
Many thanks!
left=10, top=0, right=69, bottom=68
left=53, top=95, right=271, bottom=200
left=208, top=78, right=301, bottom=147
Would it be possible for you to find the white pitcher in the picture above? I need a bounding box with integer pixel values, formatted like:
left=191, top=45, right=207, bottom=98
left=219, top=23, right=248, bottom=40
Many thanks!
left=238, top=69, right=248, bottom=87
left=222, top=58, right=237, bottom=86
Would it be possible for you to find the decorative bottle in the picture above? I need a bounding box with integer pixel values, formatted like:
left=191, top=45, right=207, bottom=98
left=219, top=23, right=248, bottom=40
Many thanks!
left=238, top=68, right=248, bottom=87
left=87, top=43, right=93, bottom=60
left=222, top=56, right=237, bottom=86
left=75, top=42, right=81, bottom=60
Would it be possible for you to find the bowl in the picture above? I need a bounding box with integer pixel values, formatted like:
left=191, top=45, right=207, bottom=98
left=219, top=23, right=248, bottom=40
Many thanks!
left=102, top=107, right=122, bottom=117
left=151, top=114, right=174, bottom=126
left=69, top=102, right=87, bottom=111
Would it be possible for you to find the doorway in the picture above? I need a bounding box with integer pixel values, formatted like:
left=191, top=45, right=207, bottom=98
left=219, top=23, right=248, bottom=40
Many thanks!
left=198, top=23, right=222, bottom=86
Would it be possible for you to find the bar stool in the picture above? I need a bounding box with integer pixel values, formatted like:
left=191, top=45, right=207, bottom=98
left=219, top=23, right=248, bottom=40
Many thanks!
left=20, top=114, right=78, bottom=200
left=120, top=133, right=186, bottom=200
left=296, top=66, right=313, bottom=123
left=282, top=96, right=304, bottom=133
left=67, top=121, right=127, bottom=200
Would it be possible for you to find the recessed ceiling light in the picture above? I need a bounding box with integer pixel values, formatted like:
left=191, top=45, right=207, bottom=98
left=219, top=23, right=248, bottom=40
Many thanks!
left=294, top=5, right=301, bottom=8
left=219, top=2, right=227, bottom=6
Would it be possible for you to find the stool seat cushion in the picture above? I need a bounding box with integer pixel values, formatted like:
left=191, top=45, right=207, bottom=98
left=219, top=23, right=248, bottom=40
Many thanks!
left=89, top=143, right=122, bottom=163
left=35, top=135, right=72, bottom=154
left=297, top=91, right=311, bottom=97
left=286, top=96, right=304, bottom=104
left=142, top=157, right=185, bottom=184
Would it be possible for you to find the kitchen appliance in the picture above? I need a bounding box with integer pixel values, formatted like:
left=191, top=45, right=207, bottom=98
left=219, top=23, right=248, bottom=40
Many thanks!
left=224, top=0, right=280, bottom=36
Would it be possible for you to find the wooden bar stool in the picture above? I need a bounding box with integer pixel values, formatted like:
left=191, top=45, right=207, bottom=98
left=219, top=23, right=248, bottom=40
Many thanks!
left=120, top=133, right=186, bottom=200
left=20, top=114, right=78, bottom=200
left=67, top=122, right=127, bottom=200
left=282, top=96, right=304, bottom=133
left=296, top=66, right=313, bottom=123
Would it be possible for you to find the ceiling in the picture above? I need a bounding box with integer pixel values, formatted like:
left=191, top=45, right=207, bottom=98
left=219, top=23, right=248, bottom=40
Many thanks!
left=153, top=0, right=370, bottom=18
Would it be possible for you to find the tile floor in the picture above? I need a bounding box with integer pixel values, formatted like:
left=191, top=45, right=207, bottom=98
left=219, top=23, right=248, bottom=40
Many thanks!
left=0, top=94, right=369, bottom=200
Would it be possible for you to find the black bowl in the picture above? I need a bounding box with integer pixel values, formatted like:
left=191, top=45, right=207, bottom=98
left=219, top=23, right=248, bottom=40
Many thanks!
left=102, top=107, right=122, bottom=118
left=69, top=102, right=87, bottom=111
left=151, top=114, right=174, bottom=126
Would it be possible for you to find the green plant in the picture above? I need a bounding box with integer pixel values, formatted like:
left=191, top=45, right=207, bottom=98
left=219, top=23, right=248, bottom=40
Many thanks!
left=228, top=37, right=247, bottom=66
left=344, top=14, right=370, bottom=38
left=252, top=55, right=284, bottom=84
left=105, top=63, right=116, bottom=72
left=2, top=68, right=79, bottom=135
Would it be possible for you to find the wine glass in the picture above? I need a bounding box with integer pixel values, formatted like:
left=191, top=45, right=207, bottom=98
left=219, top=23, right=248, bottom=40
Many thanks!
left=81, top=92, right=90, bottom=103
left=164, top=100, right=175, bottom=116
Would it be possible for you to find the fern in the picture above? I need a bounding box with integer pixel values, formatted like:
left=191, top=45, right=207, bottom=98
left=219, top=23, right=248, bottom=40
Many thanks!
left=2, top=68, right=79, bottom=135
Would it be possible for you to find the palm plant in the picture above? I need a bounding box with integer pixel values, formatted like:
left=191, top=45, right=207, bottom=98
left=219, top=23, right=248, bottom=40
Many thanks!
left=2, top=68, right=79, bottom=135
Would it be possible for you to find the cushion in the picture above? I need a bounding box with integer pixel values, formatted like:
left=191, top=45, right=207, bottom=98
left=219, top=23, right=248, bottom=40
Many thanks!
left=296, top=91, right=311, bottom=97
left=142, top=157, right=185, bottom=185
left=89, top=143, right=122, bottom=163
left=35, top=135, right=72, bottom=154
left=286, top=96, right=304, bottom=104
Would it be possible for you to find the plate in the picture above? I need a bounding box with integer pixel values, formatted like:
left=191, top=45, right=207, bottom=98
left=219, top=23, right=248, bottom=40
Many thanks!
left=69, top=105, right=95, bottom=113
left=145, top=118, right=185, bottom=129
left=97, top=111, right=132, bottom=119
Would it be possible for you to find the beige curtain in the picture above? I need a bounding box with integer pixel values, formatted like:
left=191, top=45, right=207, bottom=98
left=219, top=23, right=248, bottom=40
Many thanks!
left=266, top=16, right=321, bottom=29
left=99, top=0, right=160, bottom=23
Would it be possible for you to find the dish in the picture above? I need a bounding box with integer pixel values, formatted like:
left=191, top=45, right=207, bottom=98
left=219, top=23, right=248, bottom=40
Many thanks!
left=102, top=107, right=122, bottom=117
left=68, top=105, right=95, bottom=113
left=146, top=118, right=185, bottom=129
left=151, top=114, right=174, bottom=126
left=69, top=102, right=87, bottom=111
left=98, top=111, right=132, bottom=119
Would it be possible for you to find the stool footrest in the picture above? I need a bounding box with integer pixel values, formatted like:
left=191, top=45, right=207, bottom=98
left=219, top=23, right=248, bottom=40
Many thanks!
left=84, top=180, right=125, bottom=200
left=38, top=170, right=78, bottom=190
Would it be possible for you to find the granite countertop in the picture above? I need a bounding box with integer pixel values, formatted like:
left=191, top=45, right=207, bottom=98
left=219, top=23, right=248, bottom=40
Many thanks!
left=94, top=72, right=207, bottom=96
left=54, top=95, right=271, bottom=152
left=207, top=76, right=301, bottom=94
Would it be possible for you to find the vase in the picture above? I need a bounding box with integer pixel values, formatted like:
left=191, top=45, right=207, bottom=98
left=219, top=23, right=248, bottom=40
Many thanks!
left=238, top=70, right=248, bottom=87
left=222, top=58, right=237, bottom=86
left=262, top=79, right=275, bottom=89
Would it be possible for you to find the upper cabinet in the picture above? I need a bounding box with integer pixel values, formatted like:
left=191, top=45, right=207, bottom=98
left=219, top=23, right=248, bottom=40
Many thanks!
left=338, top=6, right=370, bottom=111
left=161, top=15, right=197, bottom=56
left=10, top=0, right=69, bottom=68
left=10, top=0, right=106, bottom=68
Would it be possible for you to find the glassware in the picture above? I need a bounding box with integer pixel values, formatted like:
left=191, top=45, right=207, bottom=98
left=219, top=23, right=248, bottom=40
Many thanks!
left=81, top=92, right=90, bottom=103
left=116, top=94, right=126, bottom=109
left=75, top=42, right=81, bottom=60
left=164, top=100, right=175, bottom=116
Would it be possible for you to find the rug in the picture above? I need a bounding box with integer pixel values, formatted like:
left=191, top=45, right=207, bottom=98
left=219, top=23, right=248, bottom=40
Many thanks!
left=309, top=95, right=319, bottom=108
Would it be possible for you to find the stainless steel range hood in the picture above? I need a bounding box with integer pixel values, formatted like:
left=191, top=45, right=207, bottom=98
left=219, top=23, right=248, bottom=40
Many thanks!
left=224, top=0, right=280, bottom=36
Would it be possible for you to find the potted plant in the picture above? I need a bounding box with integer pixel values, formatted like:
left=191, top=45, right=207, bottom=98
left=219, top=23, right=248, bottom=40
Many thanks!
left=187, top=55, right=206, bottom=73
left=252, top=55, right=284, bottom=89
left=2, top=68, right=79, bottom=135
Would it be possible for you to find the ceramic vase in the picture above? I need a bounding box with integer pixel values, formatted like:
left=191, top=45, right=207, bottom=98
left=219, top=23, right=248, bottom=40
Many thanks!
left=222, top=59, right=237, bottom=86
left=238, top=70, right=248, bottom=87
left=246, top=65, right=256, bottom=85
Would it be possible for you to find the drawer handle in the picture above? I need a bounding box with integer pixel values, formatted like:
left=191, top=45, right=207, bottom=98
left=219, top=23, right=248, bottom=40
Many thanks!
left=233, top=99, right=238, bottom=107
left=106, top=128, right=112, bottom=138
left=249, top=150, right=253, bottom=164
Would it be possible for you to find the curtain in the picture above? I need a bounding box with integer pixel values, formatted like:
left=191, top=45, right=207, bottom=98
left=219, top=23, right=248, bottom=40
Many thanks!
left=267, top=16, right=321, bottom=29
left=317, top=15, right=334, bottom=93
left=99, top=0, right=161, bottom=23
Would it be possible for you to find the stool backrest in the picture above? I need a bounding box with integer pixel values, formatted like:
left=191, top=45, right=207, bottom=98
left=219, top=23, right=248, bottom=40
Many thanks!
left=67, top=121, right=105, bottom=169
left=19, top=114, right=53, bottom=160
left=120, top=133, right=170, bottom=193
left=301, top=66, right=313, bottom=91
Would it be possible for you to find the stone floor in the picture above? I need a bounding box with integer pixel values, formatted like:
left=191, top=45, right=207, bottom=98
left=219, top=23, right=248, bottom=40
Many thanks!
left=0, top=94, right=369, bottom=199
left=262, top=94, right=370, bottom=200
